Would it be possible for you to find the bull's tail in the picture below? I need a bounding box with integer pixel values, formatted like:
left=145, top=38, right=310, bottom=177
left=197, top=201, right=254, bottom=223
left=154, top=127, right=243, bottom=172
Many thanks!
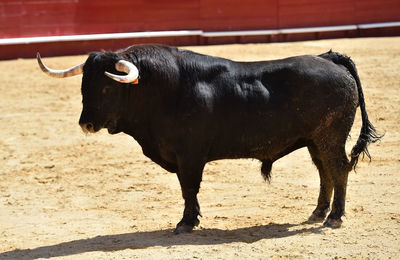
left=319, top=50, right=383, bottom=170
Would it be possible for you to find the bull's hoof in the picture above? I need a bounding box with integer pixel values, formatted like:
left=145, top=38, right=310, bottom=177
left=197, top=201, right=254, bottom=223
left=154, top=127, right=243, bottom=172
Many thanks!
left=308, top=213, right=326, bottom=223
left=173, top=219, right=199, bottom=234
left=323, top=218, right=343, bottom=228
left=308, top=208, right=330, bottom=223
left=174, top=223, right=195, bottom=234
left=174, top=223, right=194, bottom=234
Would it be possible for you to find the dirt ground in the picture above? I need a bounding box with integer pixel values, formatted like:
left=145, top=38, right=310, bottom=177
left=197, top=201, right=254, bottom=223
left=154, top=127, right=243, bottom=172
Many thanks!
left=0, top=37, right=399, bottom=259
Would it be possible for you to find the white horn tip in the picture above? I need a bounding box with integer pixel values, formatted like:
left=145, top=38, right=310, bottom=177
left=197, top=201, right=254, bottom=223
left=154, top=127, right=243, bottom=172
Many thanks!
left=36, top=52, right=84, bottom=78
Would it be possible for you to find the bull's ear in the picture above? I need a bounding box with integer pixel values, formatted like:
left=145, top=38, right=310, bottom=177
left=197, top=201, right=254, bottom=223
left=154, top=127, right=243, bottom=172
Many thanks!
left=104, top=60, right=139, bottom=84
left=132, top=78, right=139, bottom=84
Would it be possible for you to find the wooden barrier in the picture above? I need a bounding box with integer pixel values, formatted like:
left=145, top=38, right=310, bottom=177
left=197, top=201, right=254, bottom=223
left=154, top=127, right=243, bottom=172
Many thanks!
left=0, top=0, right=399, bottom=59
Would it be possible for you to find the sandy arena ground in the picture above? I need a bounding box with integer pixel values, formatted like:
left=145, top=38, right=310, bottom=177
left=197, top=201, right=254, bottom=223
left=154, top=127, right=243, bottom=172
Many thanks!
left=0, top=37, right=399, bottom=259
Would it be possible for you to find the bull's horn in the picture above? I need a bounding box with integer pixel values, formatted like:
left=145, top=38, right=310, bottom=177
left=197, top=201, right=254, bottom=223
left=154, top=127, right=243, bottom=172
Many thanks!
left=36, top=53, right=84, bottom=78
left=104, top=60, right=139, bottom=84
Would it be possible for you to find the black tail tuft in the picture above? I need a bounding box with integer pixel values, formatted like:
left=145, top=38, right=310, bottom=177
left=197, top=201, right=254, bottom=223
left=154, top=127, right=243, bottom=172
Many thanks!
left=350, top=114, right=383, bottom=170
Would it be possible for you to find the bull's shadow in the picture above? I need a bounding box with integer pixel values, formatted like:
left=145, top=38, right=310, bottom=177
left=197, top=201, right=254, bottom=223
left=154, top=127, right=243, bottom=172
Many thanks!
left=0, top=222, right=324, bottom=260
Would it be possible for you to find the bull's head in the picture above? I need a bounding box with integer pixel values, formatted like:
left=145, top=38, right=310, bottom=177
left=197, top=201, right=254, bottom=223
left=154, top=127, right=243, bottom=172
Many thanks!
left=37, top=52, right=139, bottom=134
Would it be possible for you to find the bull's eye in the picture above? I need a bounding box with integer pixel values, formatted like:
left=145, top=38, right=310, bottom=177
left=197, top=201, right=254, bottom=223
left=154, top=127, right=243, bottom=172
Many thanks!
left=102, top=86, right=112, bottom=94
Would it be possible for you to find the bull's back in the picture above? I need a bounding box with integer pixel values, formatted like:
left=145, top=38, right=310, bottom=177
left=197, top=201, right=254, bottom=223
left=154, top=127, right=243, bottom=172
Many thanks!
left=206, top=55, right=358, bottom=160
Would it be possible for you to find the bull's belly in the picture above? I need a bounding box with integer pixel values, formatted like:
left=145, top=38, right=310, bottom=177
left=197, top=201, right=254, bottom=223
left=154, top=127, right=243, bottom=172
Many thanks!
left=207, top=133, right=309, bottom=162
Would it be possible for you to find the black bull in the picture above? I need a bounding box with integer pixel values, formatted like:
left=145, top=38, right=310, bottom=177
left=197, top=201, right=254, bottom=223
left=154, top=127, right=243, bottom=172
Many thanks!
left=37, top=45, right=381, bottom=233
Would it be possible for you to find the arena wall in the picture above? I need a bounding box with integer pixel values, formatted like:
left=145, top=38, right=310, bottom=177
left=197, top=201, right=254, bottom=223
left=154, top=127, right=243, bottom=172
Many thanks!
left=0, top=0, right=399, bottom=59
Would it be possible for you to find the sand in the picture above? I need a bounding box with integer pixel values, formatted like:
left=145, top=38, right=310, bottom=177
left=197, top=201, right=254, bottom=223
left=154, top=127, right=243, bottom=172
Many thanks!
left=0, top=37, right=399, bottom=259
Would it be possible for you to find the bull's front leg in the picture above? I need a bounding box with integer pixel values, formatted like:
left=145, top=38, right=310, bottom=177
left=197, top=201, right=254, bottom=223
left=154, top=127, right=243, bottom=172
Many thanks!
left=174, top=156, right=205, bottom=234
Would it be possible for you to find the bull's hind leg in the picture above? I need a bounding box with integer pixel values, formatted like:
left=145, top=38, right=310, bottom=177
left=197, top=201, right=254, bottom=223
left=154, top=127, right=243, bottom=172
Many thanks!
left=309, top=143, right=351, bottom=228
left=324, top=147, right=351, bottom=228
left=307, top=145, right=333, bottom=222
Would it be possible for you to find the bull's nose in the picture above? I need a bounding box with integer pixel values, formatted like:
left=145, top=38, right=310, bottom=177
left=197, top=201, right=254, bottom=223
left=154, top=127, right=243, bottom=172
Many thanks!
left=80, top=122, right=95, bottom=133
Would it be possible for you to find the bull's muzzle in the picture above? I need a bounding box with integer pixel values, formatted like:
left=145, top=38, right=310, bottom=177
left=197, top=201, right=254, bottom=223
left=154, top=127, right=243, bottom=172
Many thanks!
left=80, top=122, right=96, bottom=134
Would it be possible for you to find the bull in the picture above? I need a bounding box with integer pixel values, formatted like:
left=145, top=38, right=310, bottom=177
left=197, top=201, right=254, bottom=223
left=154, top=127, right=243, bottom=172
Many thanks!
left=37, top=44, right=381, bottom=233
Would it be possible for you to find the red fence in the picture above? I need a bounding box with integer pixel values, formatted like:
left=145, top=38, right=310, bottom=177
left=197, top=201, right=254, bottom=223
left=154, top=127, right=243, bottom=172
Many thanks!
left=0, top=0, right=399, bottom=59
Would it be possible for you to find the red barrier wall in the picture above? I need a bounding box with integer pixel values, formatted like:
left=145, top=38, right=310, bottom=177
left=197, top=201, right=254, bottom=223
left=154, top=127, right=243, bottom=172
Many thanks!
left=1, top=0, right=399, bottom=39
left=0, top=0, right=399, bottom=59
